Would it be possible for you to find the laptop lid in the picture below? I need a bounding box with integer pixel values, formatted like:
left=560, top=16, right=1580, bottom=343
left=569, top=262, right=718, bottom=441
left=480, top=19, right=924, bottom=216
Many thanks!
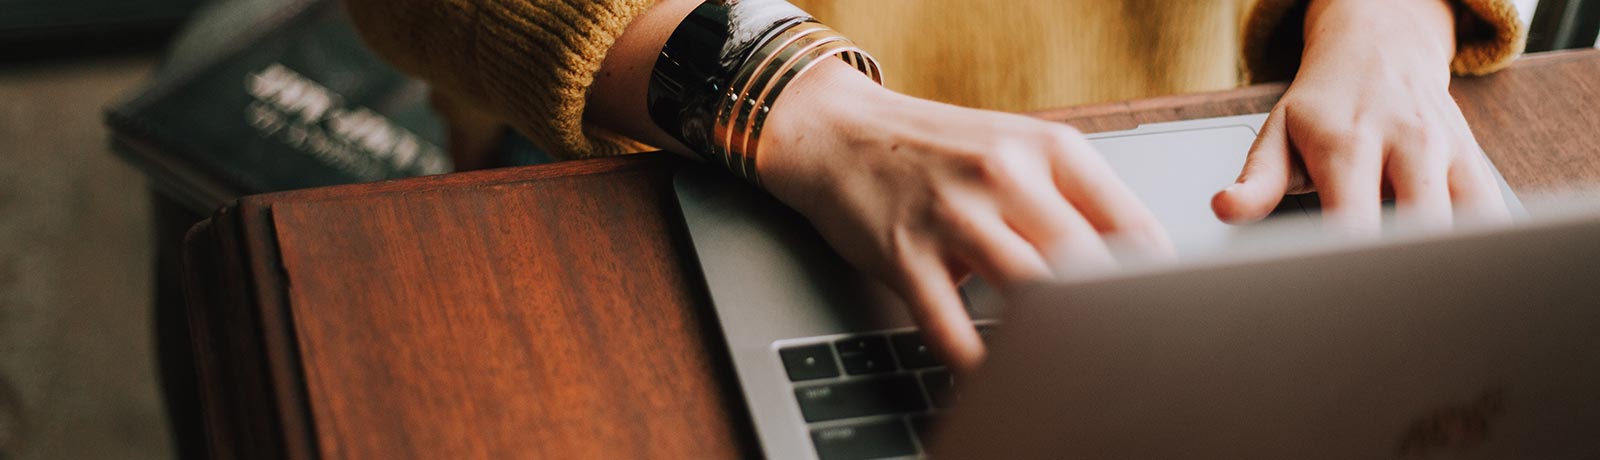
left=934, top=206, right=1600, bottom=459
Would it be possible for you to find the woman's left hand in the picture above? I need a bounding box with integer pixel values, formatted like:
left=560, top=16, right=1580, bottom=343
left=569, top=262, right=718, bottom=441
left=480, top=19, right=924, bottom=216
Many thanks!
left=1213, top=0, right=1510, bottom=235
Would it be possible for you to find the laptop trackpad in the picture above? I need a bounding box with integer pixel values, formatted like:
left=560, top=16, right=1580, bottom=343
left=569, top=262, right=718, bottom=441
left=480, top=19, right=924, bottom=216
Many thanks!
left=1091, top=124, right=1301, bottom=257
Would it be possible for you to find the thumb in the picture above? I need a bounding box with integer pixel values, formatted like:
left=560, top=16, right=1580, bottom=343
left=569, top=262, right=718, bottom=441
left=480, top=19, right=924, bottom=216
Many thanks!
left=1213, top=108, right=1293, bottom=224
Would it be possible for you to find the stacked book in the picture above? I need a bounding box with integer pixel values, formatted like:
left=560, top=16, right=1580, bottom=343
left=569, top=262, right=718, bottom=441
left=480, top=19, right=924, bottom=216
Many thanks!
left=106, top=0, right=457, bottom=213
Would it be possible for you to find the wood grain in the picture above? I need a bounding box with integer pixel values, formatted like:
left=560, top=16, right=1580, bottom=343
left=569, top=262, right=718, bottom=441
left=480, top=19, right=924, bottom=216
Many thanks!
left=268, top=162, right=755, bottom=459
left=183, top=49, right=1600, bottom=460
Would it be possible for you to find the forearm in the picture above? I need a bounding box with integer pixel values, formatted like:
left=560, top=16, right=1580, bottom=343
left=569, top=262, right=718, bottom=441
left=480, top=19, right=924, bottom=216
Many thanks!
left=1294, top=0, right=1459, bottom=105
left=586, top=0, right=703, bottom=155
left=1303, top=0, right=1456, bottom=76
left=1243, top=0, right=1524, bottom=83
left=344, top=0, right=657, bottom=158
left=590, top=0, right=857, bottom=166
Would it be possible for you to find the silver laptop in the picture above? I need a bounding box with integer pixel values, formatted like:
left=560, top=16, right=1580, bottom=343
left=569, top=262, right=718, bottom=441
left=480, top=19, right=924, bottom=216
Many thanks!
left=931, top=203, right=1600, bottom=459
left=672, top=114, right=1555, bottom=460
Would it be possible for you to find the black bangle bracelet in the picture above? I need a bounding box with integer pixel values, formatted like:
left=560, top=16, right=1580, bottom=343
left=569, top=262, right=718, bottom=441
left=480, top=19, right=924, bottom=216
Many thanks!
left=647, top=1, right=810, bottom=164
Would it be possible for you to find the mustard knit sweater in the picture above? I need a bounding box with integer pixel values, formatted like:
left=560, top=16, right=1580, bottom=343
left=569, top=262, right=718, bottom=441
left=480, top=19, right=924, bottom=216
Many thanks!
left=343, top=0, right=1525, bottom=160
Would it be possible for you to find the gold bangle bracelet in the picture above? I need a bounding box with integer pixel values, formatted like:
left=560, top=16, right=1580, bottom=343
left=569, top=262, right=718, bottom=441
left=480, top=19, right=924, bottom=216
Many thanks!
left=716, top=23, right=833, bottom=181
left=728, top=33, right=850, bottom=183
left=738, top=44, right=878, bottom=185
left=710, top=21, right=882, bottom=186
left=714, top=22, right=830, bottom=178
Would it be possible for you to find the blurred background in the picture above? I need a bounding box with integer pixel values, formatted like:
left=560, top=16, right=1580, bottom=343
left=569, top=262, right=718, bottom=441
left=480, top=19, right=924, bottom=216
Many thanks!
left=0, top=0, right=1591, bottom=459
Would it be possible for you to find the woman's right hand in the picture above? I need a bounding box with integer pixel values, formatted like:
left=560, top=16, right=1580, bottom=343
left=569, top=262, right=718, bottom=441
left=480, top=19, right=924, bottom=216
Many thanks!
left=758, top=60, right=1173, bottom=373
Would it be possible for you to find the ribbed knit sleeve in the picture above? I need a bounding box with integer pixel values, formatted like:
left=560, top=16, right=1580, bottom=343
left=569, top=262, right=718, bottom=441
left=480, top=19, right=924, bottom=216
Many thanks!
left=345, top=0, right=654, bottom=158
left=1242, top=0, right=1527, bottom=83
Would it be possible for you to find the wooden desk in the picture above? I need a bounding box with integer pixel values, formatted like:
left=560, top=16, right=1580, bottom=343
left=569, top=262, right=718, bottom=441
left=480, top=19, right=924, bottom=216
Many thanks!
left=183, top=49, right=1600, bottom=460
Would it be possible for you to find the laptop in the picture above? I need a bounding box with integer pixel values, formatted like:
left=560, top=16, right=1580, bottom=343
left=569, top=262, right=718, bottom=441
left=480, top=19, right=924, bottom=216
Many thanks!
left=932, top=201, right=1600, bottom=459
left=673, top=114, right=1559, bottom=459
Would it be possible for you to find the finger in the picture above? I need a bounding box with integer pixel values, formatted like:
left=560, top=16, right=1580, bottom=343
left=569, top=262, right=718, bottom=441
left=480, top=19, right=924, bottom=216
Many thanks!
left=1045, top=131, right=1174, bottom=258
left=1214, top=108, right=1294, bottom=224
left=894, top=252, right=986, bottom=373
left=1440, top=110, right=1512, bottom=226
left=1386, top=143, right=1454, bottom=233
left=1306, top=139, right=1384, bottom=238
left=1449, top=147, right=1512, bottom=226
left=995, top=167, right=1127, bottom=266
left=946, top=212, right=1055, bottom=289
left=1006, top=191, right=1123, bottom=278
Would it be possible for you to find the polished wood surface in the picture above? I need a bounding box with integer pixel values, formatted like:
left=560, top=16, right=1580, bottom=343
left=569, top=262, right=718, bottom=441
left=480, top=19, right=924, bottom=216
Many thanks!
left=183, top=49, right=1600, bottom=460
left=185, top=156, right=756, bottom=460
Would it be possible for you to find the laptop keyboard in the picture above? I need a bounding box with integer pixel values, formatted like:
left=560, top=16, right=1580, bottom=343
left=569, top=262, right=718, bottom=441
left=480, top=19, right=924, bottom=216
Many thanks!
left=778, top=325, right=995, bottom=460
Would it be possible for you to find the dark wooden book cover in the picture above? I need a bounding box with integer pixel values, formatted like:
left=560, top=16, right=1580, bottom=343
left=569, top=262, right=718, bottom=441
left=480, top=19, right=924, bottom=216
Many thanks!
left=105, top=0, right=452, bottom=213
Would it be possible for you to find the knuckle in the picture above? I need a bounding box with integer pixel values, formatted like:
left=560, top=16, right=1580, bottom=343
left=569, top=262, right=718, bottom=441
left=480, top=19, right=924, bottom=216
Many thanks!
left=1292, top=113, right=1356, bottom=148
left=887, top=226, right=919, bottom=269
left=1393, top=131, right=1447, bottom=160
left=1127, top=211, right=1165, bottom=234
left=961, top=147, right=1030, bottom=187
left=1454, top=134, right=1484, bottom=155
left=1452, top=153, right=1494, bottom=181
left=882, top=226, right=933, bottom=288
left=1044, top=122, right=1084, bottom=139
left=1302, top=128, right=1352, bottom=153
left=1391, top=134, right=1460, bottom=174
left=1382, top=109, right=1429, bottom=135
left=1420, top=133, right=1455, bottom=160
left=1383, top=109, right=1441, bottom=138
left=1113, top=215, right=1164, bottom=244
left=923, top=192, right=982, bottom=240
left=1406, top=169, right=1442, bottom=189
left=1038, top=124, right=1086, bottom=155
left=1351, top=120, right=1386, bottom=144
left=926, top=194, right=965, bottom=227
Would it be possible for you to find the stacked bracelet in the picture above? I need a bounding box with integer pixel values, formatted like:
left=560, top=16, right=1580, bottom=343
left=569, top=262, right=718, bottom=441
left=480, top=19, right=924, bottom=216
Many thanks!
left=716, top=21, right=882, bottom=185
left=648, top=1, right=882, bottom=187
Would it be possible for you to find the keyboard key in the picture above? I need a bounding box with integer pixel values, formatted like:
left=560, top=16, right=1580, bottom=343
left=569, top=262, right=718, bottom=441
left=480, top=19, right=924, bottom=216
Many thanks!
left=794, top=375, right=928, bottom=422
left=889, top=332, right=939, bottom=369
left=920, top=369, right=956, bottom=409
left=834, top=335, right=896, bottom=375
left=811, top=420, right=918, bottom=460
left=779, top=344, right=840, bottom=381
left=909, top=414, right=936, bottom=440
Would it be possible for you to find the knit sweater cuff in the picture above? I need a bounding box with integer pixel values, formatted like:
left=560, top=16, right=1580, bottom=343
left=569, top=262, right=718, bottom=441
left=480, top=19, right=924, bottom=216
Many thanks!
left=1242, top=0, right=1528, bottom=83
left=473, top=0, right=655, bottom=158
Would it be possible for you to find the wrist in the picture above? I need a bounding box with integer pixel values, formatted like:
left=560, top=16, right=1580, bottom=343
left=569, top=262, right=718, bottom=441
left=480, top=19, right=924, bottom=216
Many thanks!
left=758, top=58, right=897, bottom=203
left=1303, top=0, right=1456, bottom=74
